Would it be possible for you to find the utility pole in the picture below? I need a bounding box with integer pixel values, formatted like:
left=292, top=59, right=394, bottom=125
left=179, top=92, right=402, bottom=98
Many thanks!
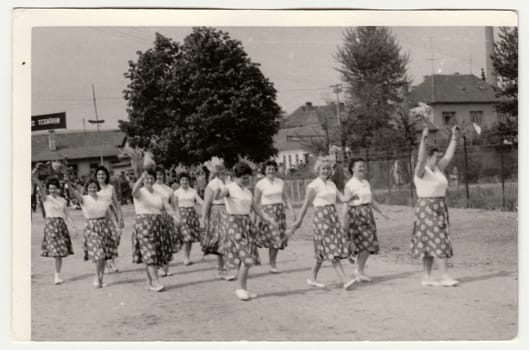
left=330, top=83, right=346, bottom=163
left=89, top=84, right=105, bottom=165
left=427, top=37, right=436, bottom=103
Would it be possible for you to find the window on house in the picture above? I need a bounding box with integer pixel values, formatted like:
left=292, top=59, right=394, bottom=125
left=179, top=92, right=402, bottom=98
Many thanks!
left=282, top=155, right=286, bottom=166
left=442, top=112, right=456, bottom=125
left=288, top=154, right=292, bottom=167
left=470, top=111, right=483, bottom=125
left=295, top=154, right=299, bottom=165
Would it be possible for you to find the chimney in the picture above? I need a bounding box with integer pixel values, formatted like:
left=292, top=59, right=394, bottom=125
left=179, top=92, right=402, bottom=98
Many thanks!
left=48, top=130, right=56, bottom=151
left=485, top=27, right=498, bottom=87
left=305, top=101, right=313, bottom=110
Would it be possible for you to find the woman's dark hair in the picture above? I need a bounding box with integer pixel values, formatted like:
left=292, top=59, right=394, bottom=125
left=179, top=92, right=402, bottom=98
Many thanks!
left=201, top=166, right=210, bottom=181
left=144, top=168, right=157, bottom=179
left=427, top=146, right=441, bottom=157
left=95, top=166, right=110, bottom=184
left=46, top=177, right=61, bottom=190
left=177, top=172, right=191, bottom=183
left=261, top=159, right=278, bottom=174
left=232, top=161, right=253, bottom=178
left=348, top=158, right=365, bottom=174
left=155, top=165, right=166, bottom=181
left=84, top=179, right=101, bottom=193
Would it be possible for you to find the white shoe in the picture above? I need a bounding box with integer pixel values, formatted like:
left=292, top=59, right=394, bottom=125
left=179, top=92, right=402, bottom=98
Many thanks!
left=355, top=273, right=372, bottom=282
left=344, top=279, right=357, bottom=290
left=54, top=276, right=64, bottom=285
left=148, top=283, right=165, bottom=292
left=306, top=279, right=326, bottom=288
left=270, top=267, right=280, bottom=274
left=441, top=278, right=459, bottom=287
left=421, top=279, right=441, bottom=287
left=235, top=289, right=251, bottom=301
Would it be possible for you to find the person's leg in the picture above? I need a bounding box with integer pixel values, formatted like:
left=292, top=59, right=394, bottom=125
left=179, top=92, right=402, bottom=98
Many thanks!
left=421, top=256, right=439, bottom=286
left=355, top=251, right=372, bottom=281
left=307, top=259, right=326, bottom=287
left=184, top=242, right=192, bottom=265
left=147, top=264, right=164, bottom=291
left=235, top=262, right=256, bottom=300
left=54, top=257, right=63, bottom=284
left=95, top=259, right=106, bottom=287
left=440, top=258, right=459, bottom=286
left=269, top=248, right=279, bottom=272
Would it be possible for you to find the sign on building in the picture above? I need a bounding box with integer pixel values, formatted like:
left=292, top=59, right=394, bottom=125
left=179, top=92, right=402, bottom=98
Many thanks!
left=31, top=112, right=67, bottom=131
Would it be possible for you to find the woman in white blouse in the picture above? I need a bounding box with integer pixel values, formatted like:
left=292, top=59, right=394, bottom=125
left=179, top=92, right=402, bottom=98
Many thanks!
left=95, top=166, right=124, bottom=274
left=66, top=178, right=118, bottom=288
left=131, top=169, right=173, bottom=292
left=291, top=157, right=357, bottom=290
left=254, top=160, right=295, bottom=273
left=32, top=166, right=75, bottom=285
left=215, top=161, right=277, bottom=301
left=201, top=157, right=235, bottom=280
left=171, top=172, right=204, bottom=266
left=412, top=124, right=460, bottom=287
left=344, top=158, right=389, bottom=282
left=154, top=166, right=182, bottom=277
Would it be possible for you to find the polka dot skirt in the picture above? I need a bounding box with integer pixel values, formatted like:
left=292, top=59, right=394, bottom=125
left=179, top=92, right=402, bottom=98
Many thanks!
left=312, top=205, right=349, bottom=262
left=347, top=205, right=379, bottom=255
left=221, top=214, right=260, bottom=268
left=201, top=204, right=226, bottom=256
left=411, top=197, right=454, bottom=259
left=256, top=203, right=288, bottom=250
left=131, top=214, right=174, bottom=267
left=178, top=207, right=201, bottom=243
left=41, top=217, right=74, bottom=258
left=83, top=217, right=118, bottom=263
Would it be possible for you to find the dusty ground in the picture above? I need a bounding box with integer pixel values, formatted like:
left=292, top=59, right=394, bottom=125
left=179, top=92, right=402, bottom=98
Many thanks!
left=30, top=204, right=518, bottom=341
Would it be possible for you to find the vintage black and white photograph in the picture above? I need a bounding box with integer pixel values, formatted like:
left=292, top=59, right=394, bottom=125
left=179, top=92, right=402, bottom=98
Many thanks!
left=15, top=9, right=520, bottom=342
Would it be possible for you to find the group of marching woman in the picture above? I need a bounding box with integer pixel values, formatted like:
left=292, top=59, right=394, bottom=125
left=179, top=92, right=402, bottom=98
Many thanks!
left=33, top=123, right=460, bottom=301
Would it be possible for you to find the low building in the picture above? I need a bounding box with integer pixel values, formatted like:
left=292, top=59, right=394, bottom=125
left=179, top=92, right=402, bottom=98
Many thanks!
left=32, top=129, right=129, bottom=176
left=411, top=74, right=501, bottom=139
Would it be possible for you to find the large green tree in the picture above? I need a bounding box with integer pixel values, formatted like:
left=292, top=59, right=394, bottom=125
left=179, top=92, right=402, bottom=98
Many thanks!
left=492, top=27, right=518, bottom=127
left=120, top=27, right=281, bottom=167
left=335, top=27, right=410, bottom=152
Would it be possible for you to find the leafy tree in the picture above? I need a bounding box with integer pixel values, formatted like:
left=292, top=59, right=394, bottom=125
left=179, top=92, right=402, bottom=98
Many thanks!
left=335, top=27, right=410, bottom=152
left=492, top=27, right=518, bottom=121
left=120, top=27, right=281, bottom=167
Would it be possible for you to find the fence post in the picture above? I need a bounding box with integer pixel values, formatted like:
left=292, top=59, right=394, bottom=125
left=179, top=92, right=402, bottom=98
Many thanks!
left=407, top=145, right=414, bottom=207
left=462, top=135, right=470, bottom=208
left=499, top=139, right=505, bottom=209
left=386, top=148, right=391, bottom=198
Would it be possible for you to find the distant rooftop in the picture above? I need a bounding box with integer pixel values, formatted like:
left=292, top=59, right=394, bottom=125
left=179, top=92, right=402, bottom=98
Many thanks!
left=411, top=74, right=498, bottom=104
left=32, top=129, right=125, bottom=162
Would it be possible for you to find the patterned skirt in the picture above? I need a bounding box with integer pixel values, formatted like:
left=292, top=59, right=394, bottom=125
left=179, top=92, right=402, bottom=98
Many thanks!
left=222, top=214, right=261, bottom=268
left=161, top=210, right=182, bottom=254
left=131, top=214, right=173, bottom=267
left=106, top=206, right=122, bottom=249
left=178, top=207, right=201, bottom=243
left=201, top=204, right=227, bottom=255
left=256, top=203, right=288, bottom=250
left=411, top=197, right=454, bottom=259
left=347, top=205, right=379, bottom=255
left=312, top=205, right=349, bottom=262
left=41, top=217, right=74, bottom=258
left=83, top=217, right=118, bottom=263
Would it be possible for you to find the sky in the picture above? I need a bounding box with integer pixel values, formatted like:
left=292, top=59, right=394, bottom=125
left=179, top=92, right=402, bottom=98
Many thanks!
left=32, top=26, right=495, bottom=131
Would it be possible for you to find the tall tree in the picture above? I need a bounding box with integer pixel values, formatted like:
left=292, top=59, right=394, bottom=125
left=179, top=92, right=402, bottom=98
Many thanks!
left=120, top=27, right=281, bottom=167
left=335, top=27, right=410, bottom=152
left=492, top=27, right=518, bottom=125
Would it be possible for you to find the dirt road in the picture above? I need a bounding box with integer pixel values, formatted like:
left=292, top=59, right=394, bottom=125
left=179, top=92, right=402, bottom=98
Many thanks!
left=30, top=205, right=517, bottom=341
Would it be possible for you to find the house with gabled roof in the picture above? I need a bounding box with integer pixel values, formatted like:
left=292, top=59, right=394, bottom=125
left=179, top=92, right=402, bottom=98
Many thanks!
left=411, top=74, right=501, bottom=139
left=32, top=129, right=129, bottom=176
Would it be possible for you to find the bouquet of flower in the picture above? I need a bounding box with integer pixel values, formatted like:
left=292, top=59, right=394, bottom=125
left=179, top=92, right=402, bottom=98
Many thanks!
left=409, top=102, right=434, bottom=124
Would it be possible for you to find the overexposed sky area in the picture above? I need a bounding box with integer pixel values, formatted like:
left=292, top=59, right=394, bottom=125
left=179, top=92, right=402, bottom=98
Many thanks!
left=32, top=26, right=494, bottom=131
